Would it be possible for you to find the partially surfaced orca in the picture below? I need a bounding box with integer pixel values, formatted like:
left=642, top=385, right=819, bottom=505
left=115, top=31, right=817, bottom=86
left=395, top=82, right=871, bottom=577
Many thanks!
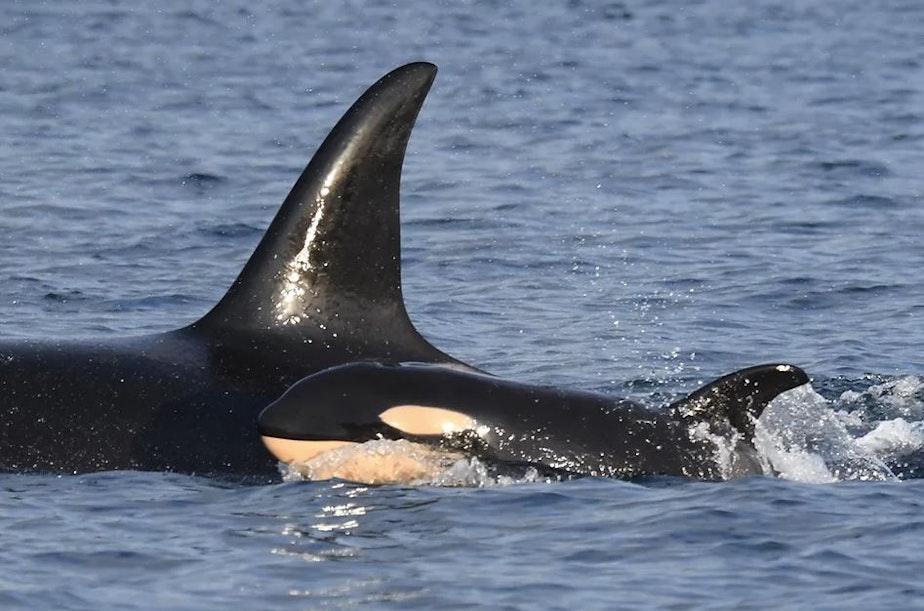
left=258, top=362, right=808, bottom=480
left=1, top=61, right=808, bottom=480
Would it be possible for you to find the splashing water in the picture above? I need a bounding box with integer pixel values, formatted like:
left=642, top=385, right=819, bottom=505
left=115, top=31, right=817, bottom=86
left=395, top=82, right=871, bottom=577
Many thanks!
left=840, top=376, right=924, bottom=420
left=754, top=385, right=896, bottom=483
left=857, top=418, right=924, bottom=455
left=278, top=439, right=550, bottom=487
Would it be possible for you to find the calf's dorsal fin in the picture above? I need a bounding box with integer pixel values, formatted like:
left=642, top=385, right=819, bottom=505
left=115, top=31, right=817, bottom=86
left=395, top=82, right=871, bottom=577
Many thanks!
left=670, top=364, right=809, bottom=440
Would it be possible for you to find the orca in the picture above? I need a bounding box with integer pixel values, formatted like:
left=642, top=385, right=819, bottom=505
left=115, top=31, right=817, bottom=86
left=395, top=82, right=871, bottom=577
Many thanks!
left=0, top=63, right=464, bottom=476
left=258, top=361, right=809, bottom=481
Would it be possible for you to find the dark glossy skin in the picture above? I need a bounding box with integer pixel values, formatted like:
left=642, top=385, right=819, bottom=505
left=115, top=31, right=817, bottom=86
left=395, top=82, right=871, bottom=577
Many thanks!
left=0, top=63, right=463, bottom=477
left=259, top=362, right=810, bottom=480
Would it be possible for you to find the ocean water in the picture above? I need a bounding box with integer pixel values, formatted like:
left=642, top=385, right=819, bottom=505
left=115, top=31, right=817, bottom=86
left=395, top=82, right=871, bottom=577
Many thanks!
left=1, top=1, right=924, bottom=608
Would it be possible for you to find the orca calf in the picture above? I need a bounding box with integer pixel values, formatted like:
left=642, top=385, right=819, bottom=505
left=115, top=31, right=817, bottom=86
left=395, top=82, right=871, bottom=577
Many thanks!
left=258, top=362, right=809, bottom=481
left=0, top=63, right=463, bottom=476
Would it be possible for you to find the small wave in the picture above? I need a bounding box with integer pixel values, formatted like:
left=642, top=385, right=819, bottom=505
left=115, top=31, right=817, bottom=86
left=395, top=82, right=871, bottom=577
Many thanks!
left=179, top=173, right=226, bottom=194
left=824, top=194, right=899, bottom=209
left=813, top=159, right=891, bottom=178
left=43, top=289, right=88, bottom=303
left=839, top=375, right=924, bottom=420
left=103, top=293, right=195, bottom=312
left=182, top=172, right=225, bottom=185
left=198, top=221, right=263, bottom=239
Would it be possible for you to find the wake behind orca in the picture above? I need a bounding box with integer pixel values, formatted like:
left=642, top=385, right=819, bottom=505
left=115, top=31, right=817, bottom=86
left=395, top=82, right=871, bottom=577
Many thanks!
left=2, top=62, right=808, bottom=479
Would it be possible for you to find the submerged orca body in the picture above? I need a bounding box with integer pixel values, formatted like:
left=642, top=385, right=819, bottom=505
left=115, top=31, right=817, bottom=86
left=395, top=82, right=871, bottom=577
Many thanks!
left=0, top=63, right=459, bottom=476
left=259, top=362, right=808, bottom=480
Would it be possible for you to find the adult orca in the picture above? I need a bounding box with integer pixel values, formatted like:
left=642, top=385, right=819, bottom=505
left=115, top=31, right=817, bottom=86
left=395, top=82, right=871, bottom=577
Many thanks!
left=0, top=63, right=464, bottom=476
left=258, top=361, right=809, bottom=481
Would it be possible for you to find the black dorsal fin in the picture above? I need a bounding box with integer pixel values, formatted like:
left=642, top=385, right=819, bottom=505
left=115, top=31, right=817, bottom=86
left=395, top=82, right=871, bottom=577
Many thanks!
left=193, top=63, right=439, bottom=349
left=670, top=364, right=809, bottom=440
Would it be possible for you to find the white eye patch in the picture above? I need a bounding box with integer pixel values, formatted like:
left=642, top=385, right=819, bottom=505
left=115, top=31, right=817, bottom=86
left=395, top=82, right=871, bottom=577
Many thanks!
left=378, top=405, right=477, bottom=436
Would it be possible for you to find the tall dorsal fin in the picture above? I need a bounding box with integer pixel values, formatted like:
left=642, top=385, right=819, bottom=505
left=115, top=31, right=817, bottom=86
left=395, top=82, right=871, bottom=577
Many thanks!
left=670, top=364, right=809, bottom=440
left=193, top=63, right=438, bottom=348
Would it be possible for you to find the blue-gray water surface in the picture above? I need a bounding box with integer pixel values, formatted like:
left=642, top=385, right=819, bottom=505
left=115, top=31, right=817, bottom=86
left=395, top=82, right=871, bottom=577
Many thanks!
left=2, top=1, right=924, bottom=608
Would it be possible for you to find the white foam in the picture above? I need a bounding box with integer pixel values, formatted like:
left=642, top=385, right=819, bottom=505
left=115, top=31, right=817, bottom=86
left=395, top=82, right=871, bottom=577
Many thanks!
left=754, top=384, right=896, bottom=483
left=874, top=376, right=924, bottom=402
left=833, top=409, right=865, bottom=428
left=754, top=440, right=838, bottom=484
left=840, top=375, right=924, bottom=419
left=857, top=418, right=924, bottom=457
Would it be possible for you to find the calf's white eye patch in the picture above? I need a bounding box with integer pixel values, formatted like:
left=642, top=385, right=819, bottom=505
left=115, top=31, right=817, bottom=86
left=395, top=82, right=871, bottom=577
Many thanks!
left=379, top=405, right=477, bottom=436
